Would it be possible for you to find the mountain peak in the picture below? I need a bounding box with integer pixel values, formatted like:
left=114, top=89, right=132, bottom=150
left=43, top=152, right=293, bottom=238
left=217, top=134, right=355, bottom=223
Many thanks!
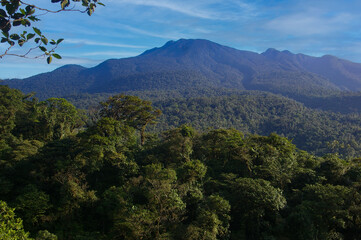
left=262, top=48, right=295, bottom=57
left=54, top=64, right=86, bottom=71
left=263, top=48, right=279, bottom=53
left=140, top=39, right=224, bottom=57
left=163, top=38, right=220, bottom=47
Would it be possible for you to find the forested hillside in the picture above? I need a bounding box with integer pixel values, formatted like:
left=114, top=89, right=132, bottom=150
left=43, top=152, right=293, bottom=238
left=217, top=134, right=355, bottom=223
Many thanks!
left=153, top=94, right=361, bottom=158
left=1, top=86, right=361, bottom=240
left=63, top=89, right=361, bottom=159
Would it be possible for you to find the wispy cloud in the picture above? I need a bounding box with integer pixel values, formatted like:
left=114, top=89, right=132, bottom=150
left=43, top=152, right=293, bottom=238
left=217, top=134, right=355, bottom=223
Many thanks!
left=64, top=39, right=149, bottom=49
left=265, top=11, right=354, bottom=36
left=115, top=24, right=193, bottom=39
left=111, top=0, right=229, bottom=20
left=80, top=51, right=141, bottom=57
left=55, top=56, right=101, bottom=66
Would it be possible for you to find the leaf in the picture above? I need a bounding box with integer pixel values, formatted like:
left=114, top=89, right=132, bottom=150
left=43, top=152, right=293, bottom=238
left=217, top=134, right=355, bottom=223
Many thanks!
left=1, top=19, right=11, bottom=32
left=39, top=46, right=47, bottom=52
left=28, top=8, right=35, bottom=15
left=61, top=0, right=69, bottom=9
left=25, top=5, right=34, bottom=14
left=10, top=34, right=20, bottom=40
left=41, top=37, right=48, bottom=45
left=1, top=37, right=7, bottom=43
left=20, top=8, right=26, bottom=16
left=13, top=20, right=22, bottom=26
left=47, top=56, right=52, bottom=64
left=13, top=13, right=24, bottom=19
left=27, top=33, right=35, bottom=40
left=57, top=38, right=64, bottom=44
left=0, top=9, right=8, bottom=17
left=33, top=27, right=41, bottom=36
left=28, top=16, right=40, bottom=22
left=21, top=19, right=31, bottom=27
left=2, top=31, right=9, bottom=38
left=18, top=39, right=25, bottom=47
left=52, top=53, right=62, bottom=59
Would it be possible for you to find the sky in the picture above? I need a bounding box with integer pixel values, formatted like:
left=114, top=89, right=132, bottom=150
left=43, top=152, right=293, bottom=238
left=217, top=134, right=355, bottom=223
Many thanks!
left=1, top=0, right=361, bottom=79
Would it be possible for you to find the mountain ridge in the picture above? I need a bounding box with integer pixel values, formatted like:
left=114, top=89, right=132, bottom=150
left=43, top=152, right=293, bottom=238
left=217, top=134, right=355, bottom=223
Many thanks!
left=2, top=38, right=361, bottom=99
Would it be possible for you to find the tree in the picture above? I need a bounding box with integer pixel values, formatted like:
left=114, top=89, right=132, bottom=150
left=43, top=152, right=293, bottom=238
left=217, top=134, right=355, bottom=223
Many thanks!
left=11, top=97, right=84, bottom=141
left=0, top=0, right=104, bottom=62
left=225, top=176, right=286, bottom=239
left=287, top=183, right=353, bottom=240
left=111, top=164, right=185, bottom=240
left=100, top=95, right=162, bottom=145
left=184, top=195, right=231, bottom=240
left=0, top=200, right=32, bottom=240
left=160, top=125, right=196, bottom=166
left=0, top=85, right=26, bottom=137
left=14, top=184, right=51, bottom=228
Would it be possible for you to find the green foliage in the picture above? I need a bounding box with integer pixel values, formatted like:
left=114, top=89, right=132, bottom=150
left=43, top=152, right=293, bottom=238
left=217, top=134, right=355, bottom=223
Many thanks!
left=100, top=94, right=161, bottom=145
left=151, top=93, right=361, bottom=159
left=14, top=184, right=51, bottom=227
left=185, top=195, right=231, bottom=240
left=159, top=125, right=196, bottom=165
left=178, top=159, right=207, bottom=184
left=2, top=88, right=361, bottom=239
left=0, top=200, right=32, bottom=240
left=0, top=0, right=103, bottom=61
left=41, top=98, right=84, bottom=140
left=0, top=85, right=25, bottom=137
left=225, top=177, right=286, bottom=239
left=36, top=230, right=57, bottom=240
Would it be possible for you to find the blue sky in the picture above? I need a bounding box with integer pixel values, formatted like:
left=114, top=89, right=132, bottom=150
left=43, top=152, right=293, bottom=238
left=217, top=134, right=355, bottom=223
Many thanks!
left=1, top=0, right=361, bottom=79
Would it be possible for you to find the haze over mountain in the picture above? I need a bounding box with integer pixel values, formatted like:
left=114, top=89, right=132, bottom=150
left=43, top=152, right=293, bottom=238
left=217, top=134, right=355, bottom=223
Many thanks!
left=2, top=39, right=361, bottom=99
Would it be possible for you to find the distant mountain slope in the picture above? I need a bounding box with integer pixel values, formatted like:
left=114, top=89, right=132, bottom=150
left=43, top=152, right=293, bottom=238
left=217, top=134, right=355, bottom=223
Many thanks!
left=2, top=39, right=361, bottom=99
left=262, top=49, right=361, bottom=90
left=3, top=65, right=87, bottom=99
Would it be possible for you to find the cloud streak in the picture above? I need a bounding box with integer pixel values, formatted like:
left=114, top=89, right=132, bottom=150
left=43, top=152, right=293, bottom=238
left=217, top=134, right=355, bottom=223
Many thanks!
left=80, top=51, right=141, bottom=57
left=118, top=24, right=189, bottom=39
left=112, top=0, right=232, bottom=20
left=64, top=39, right=149, bottom=49
left=266, top=12, right=354, bottom=36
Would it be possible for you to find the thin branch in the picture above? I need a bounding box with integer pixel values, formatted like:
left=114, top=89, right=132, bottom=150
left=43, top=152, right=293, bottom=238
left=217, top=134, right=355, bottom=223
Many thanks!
left=0, top=43, right=60, bottom=59
left=0, top=0, right=99, bottom=60
left=19, top=1, right=87, bottom=14
left=0, top=44, right=14, bottom=58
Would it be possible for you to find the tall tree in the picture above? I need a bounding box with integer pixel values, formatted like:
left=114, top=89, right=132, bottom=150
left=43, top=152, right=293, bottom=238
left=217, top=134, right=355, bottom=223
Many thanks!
left=100, top=94, right=161, bottom=145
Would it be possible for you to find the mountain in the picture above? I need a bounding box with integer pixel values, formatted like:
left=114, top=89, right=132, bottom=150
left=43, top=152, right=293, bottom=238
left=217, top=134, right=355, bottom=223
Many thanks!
left=2, top=39, right=361, bottom=99
left=261, top=48, right=361, bottom=90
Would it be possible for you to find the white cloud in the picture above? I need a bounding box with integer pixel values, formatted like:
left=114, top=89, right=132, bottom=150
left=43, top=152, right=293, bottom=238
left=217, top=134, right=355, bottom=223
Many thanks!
left=266, top=12, right=354, bottom=36
left=64, top=39, right=148, bottom=49
left=110, top=0, right=231, bottom=20
left=80, top=51, right=141, bottom=57
left=55, top=56, right=100, bottom=66
left=118, top=24, right=191, bottom=39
